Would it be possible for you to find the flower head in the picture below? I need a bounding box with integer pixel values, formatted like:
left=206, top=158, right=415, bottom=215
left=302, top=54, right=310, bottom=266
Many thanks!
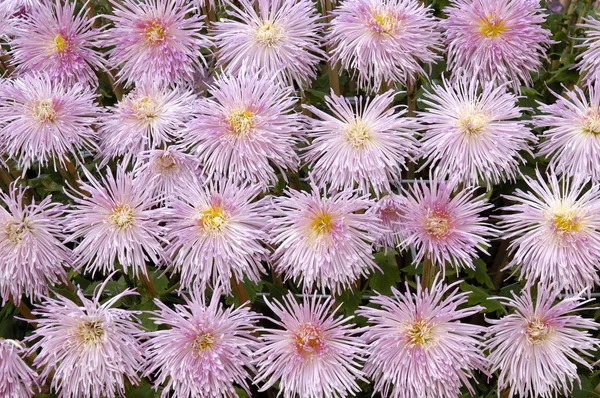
left=165, top=178, right=269, bottom=295
left=576, top=17, right=600, bottom=86
left=303, top=90, right=418, bottom=196
left=254, top=294, right=366, bottom=398
left=25, top=278, right=144, bottom=398
left=105, top=0, right=209, bottom=87
left=65, top=166, right=166, bottom=278
left=486, top=285, right=600, bottom=398
left=267, top=186, right=382, bottom=293
left=10, top=0, right=105, bottom=86
left=328, top=0, right=441, bottom=93
left=0, top=339, right=38, bottom=398
left=143, top=288, right=259, bottom=397
left=419, top=77, right=535, bottom=187
left=0, top=73, right=101, bottom=171
left=182, top=68, right=301, bottom=187
left=368, top=193, right=404, bottom=250
left=212, top=0, right=324, bottom=88
left=499, top=170, right=600, bottom=293
left=442, top=0, right=552, bottom=91
left=0, top=185, right=70, bottom=305
left=397, top=178, right=495, bottom=270
left=534, top=83, right=600, bottom=182
left=358, top=279, right=487, bottom=398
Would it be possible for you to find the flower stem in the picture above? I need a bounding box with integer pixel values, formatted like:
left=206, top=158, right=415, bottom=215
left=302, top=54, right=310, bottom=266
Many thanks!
left=231, top=276, right=250, bottom=305
left=140, top=265, right=158, bottom=297
left=421, top=256, right=433, bottom=290
left=324, top=0, right=341, bottom=95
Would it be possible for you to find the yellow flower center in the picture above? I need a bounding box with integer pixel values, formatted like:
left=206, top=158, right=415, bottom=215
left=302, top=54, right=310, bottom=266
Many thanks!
left=108, top=204, right=135, bottom=229
left=255, top=21, right=282, bottom=46
left=551, top=209, right=580, bottom=235
left=32, top=99, right=57, bottom=123
left=371, top=11, right=396, bottom=34
left=311, top=212, right=334, bottom=236
left=132, top=96, right=158, bottom=121
left=479, top=14, right=506, bottom=38
left=76, top=319, right=105, bottom=346
left=4, top=222, right=27, bottom=244
left=227, top=109, right=255, bottom=136
left=424, top=210, right=450, bottom=238
left=458, top=108, right=489, bottom=136
left=345, top=119, right=371, bottom=149
left=156, top=153, right=178, bottom=171
left=53, top=34, right=68, bottom=53
left=192, top=332, right=215, bottom=351
left=526, top=317, right=551, bottom=344
left=406, top=319, right=435, bottom=347
left=295, top=323, right=323, bottom=357
left=145, top=21, right=167, bottom=44
left=583, top=111, right=600, bottom=135
left=199, top=205, right=228, bottom=233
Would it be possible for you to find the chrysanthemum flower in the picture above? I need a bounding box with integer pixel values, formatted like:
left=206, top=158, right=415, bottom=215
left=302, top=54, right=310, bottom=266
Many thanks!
left=486, top=285, right=600, bottom=398
left=99, top=80, right=194, bottom=162
left=65, top=166, right=166, bottom=278
left=368, top=193, right=404, bottom=250
left=143, top=288, right=259, bottom=397
left=328, top=0, right=441, bottom=93
left=0, top=339, right=38, bottom=398
left=0, top=73, right=101, bottom=171
left=254, top=294, right=366, bottom=398
left=267, top=186, right=381, bottom=293
left=165, top=178, right=269, bottom=295
left=10, top=0, right=105, bottom=87
left=499, top=170, right=600, bottom=293
left=442, top=0, right=552, bottom=91
left=359, top=279, right=487, bottom=398
left=303, top=90, right=418, bottom=196
left=105, top=0, right=209, bottom=87
left=534, top=83, right=600, bottom=182
left=0, top=186, right=70, bottom=305
left=26, top=279, right=145, bottom=398
left=418, top=77, right=535, bottom=187
left=397, top=178, right=495, bottom=271
left=212, top=0, right=324, bottom=88
left=133, top=146, right=200, bottom=200
left=182, top=68, right=301, bottom=187
left=0, top=0, right=41, bottom=16
left=576, top=17, right=600, bottom=86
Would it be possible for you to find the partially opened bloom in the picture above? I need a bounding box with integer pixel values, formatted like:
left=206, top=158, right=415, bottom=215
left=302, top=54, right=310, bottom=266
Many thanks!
left=0, top=73, right=101, bottom=171
left=499, top=170, right=600, bottom=293
left=182, top=68, right=301, bottom=186
left=486, top=285, right=600, bottom=398
left=143, top=289, right=259, bottom=397
left=397, top=178, right=495, bottom=271
left=0, top=339, right=38, bottom=398
left=105, top=0, right=208, bottom=86
left=368, top=193, right=404, bottom=250
left=576, top=17, right=600, bottom=86
left=419, top=77, right=535, bottom=187
left=165, top=179, right=268, bottom=295
left=10, top=0, right=105, bottom=86
left=303, top=90, right=418, bottom=196
left=65, top=166, right=166, bottom=278
left=442, top=0, right=552, bottom=91
left=99, top=81, right=194, bottom=162
left=328, top=0, right=441, bottom=92
left=254, top=294, right=366, bottom=398
left=26, top=279, right=144, bottom=398
left=534, top=83, right=600, bottom=182
left=212, top=0, right=324, bottom=88
left=359, top=279, right=487, bottom=398
left=267, top=186, right=381, bottom=293
left=0, top=186, right=70, bottom=305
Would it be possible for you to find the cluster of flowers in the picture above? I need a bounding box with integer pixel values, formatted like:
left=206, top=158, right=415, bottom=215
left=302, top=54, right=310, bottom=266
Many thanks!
left=0, top=0, right=599, bottom=397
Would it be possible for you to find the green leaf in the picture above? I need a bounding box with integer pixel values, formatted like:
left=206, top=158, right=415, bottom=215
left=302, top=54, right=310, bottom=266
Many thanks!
left=126, top=379, right=156, bottom=398
left=459, top=282, right=506, bottom=314
left=571, top=375, right=600, bottom=398
left=336, top=288, right=363, bottom=317
left=132, top=300, right=159, bottom=332
left=370, top=250, right=401, bottom=295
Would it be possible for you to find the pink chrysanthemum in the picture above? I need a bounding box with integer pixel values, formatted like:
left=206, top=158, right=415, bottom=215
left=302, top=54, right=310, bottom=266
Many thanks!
left=397, top=178, right=495, bottom=271
left=212, top=0, right=324, bottom=88
left=0, top=0, right=41, bottom=16
left=65, top=166, right=166, bottom=278
left=328, top=0, right=441, bottom=93
left=442, top=0, right=552, bottom=91
left=143, top=288, right=259, bottom=397
left=534, top=83, right=600, bottom=182
left=576, top=17, right=600, bottom=86
left=10, top=0, right=105, bottom=87
left=254, top=294, right=366, bottom=398
left=0, top=185, right=70, bottom=305
left=358, top=279, right=487, bottom=398
left=133, top=146, right=200, bottom=200
left=182, top=68, right=301, bottom=187
left=0, top=73, right=101, bottom=171
left=368, top=193, right=404, bottom=250
left=105, top=0, right=209, bottom=87
left=99, top=80, right=194, bottom=163
left=303, top=90, right=418, bottom=196
left=0, top=339, right=38, bottom=398
left=26, top=279, right=145, bottom=398
left=499, top=170, right=600, bottom=293
left=165, top=178, right=268, bottom=295
left=486, top=285, right=600, bottom=398
left=267, top=186, right=382, bottom=293
left=419, top=77, right=535, bottom=187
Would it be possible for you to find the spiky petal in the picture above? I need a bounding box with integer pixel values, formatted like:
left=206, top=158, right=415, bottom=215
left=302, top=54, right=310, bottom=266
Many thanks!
left=0, top=339, right=38, bottom=398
